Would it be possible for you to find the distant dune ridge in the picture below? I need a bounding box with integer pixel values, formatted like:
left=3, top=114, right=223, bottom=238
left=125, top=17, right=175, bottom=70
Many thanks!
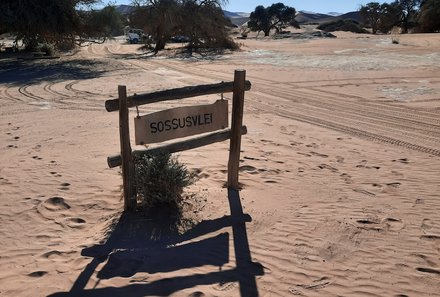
left=114, top=4, right=361, bottom=27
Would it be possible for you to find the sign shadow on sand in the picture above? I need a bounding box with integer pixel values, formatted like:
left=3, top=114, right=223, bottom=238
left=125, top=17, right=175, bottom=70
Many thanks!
left=48, top=189, right=264, bottom=297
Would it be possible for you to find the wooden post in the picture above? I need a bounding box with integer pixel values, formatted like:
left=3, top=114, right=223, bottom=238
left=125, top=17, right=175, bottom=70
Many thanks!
left=118, top=85, right=137, bottom=211
left=227, top=70, right=246, bottom=189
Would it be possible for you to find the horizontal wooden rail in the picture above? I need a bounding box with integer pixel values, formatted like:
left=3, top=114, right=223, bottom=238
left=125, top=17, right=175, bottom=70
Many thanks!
left=107, top=126, right=247, bottom=168
left=105, top=80, right=251, bottom=112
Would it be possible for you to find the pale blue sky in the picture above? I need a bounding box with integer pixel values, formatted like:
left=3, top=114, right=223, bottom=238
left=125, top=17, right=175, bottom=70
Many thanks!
left=109, top=0, right=389, bottom=13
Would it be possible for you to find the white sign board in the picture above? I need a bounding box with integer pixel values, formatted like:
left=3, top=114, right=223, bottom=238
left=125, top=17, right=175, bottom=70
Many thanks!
left=135, top=100, right=228, bottom=145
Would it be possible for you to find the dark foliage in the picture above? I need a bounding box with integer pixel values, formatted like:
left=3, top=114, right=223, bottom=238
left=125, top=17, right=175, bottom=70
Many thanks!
left=317, top=19, right=369, bottom=33
left=418, top=0, right=440, bottom=32
left=248, top=3, right=299, bottom=37
left=131, top=0, right=236, bottom=54
left=397, top=0, right=422, bottom=33
left=360, top=2, right=401, bottom=34
left=0, top=0, right=123, bottom=50
left=359, top=0, right=424, bottom=34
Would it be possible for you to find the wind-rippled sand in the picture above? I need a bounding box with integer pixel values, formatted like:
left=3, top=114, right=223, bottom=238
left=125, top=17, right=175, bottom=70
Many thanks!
left=1, top=32, right=440, bottom=296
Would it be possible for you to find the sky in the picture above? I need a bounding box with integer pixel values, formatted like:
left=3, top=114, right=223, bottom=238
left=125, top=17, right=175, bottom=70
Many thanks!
left=110, top=0, right=389, bottom=14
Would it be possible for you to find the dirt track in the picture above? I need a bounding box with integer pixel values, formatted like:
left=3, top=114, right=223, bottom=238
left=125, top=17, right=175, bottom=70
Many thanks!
left=2, top=35, right=439, bottom=156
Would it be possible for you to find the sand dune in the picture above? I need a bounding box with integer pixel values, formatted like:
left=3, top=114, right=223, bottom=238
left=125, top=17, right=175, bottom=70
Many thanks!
left=1, top=32, right=440, bottom=296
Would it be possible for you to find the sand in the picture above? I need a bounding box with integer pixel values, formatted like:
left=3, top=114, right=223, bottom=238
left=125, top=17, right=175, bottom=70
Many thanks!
left=1, top=32, right=440, bottom=296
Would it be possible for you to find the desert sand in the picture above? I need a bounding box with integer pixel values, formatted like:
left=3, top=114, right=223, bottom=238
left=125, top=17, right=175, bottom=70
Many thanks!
left=1, top=31, right=440, bottom=296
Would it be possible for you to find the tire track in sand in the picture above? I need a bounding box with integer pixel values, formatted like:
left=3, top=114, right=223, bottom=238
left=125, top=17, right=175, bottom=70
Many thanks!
left=253, top=98, right=440, bottom=157
left=144, top=58, right=440, bottom=157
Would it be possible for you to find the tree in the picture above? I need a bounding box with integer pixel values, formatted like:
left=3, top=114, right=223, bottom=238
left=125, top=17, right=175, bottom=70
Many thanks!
left=89, top=5, right=124, bottom=37
left=267, top=3, right=298, bottom=34
left=359, top=1, right=411, bottom=34
left=179, top=0, right=235, bottom=50
left=418, top=0, right=440, bottom=32
left=247, top=6, right=270, bottom=36
left=397, top=0, right=422, bottom=33
left=248, top=3, right=299, bottom=37
left=377, top=2, right=401, bottom=33
left=0, top=0, right=118, bottom=50
left=360, top=2, right=382, bottom=34
left=131, top=0, right=235, bottom=54
left=141, top=0, right=180, bottom=54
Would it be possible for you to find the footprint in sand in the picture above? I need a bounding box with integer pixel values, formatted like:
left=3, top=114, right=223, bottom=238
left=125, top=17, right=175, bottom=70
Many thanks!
left=353, top=188, right=376, bottom=197
left=290, top=141, right=302, bottom=146
left=0, top=177, right=11, bottom=185
left=27, top=271, right=47, bottom=277
left=42, top=250, right=64, bottom=259
left=264, top=179, right=279, bottom=184
left=187, top=292, right=206, bottom=297
left=357, top=218, right=380, bottom=225
left=42, top=250, right=76, bottom=259
left=213, top=281, right=238, bottom=291
left=336, top=156, right=345, bottom=163
left=239, top=165, right=258, bottom=174
left=381, top=182, right=402, bottom=193
left=306, top=143, right=319, bottom=149
left=382, top=217, right=405, bottom=231
left=61, top=217, right=86, bottom=229
left=356, top=217, right=404, bottom=232
left=59, top=182, right=71, bottom=191
left=197, top=172, right=210, bottom=179
left=318, top=164, right=338, bottom=172
left=421, top=218, right=433, bottom=229
left=412, top=253, right=437, bottom=266
left=420, top=234, right=440, bottom=241
left=50, top=171, right=62, bottom=177
left=41, top=197, right=71, bottom=211
left=393, top=158, right=409, bottom=164
left=417, top=267, right=440, bottom=275
left=355, top=219, right=383, bottom=231
left=32, top=155, right=43, bottom=160
left=414, top=198, right=424, bottom=206
left=297, top=152, right=312, bottom=157
left=290, top=276, right=331, bottom=293
left=288, top=287, right=303, bottom=295
left=310, top=151, right=328, bottom=158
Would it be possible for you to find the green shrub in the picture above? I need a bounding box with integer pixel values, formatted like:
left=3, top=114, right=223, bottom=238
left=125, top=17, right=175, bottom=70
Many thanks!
left=134, top=153, right=195, bottom=208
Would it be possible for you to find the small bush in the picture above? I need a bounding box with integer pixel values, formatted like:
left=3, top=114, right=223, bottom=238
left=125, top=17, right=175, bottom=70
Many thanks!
left=37, top=43, right=55, bottom=56
left=134, top=153, right=195, bottom=208
left=391, top=27, right=400, bottom=44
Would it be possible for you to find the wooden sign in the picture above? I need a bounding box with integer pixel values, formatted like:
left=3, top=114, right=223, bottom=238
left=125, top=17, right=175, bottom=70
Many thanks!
left=135, top=100, right=228, bottom=145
